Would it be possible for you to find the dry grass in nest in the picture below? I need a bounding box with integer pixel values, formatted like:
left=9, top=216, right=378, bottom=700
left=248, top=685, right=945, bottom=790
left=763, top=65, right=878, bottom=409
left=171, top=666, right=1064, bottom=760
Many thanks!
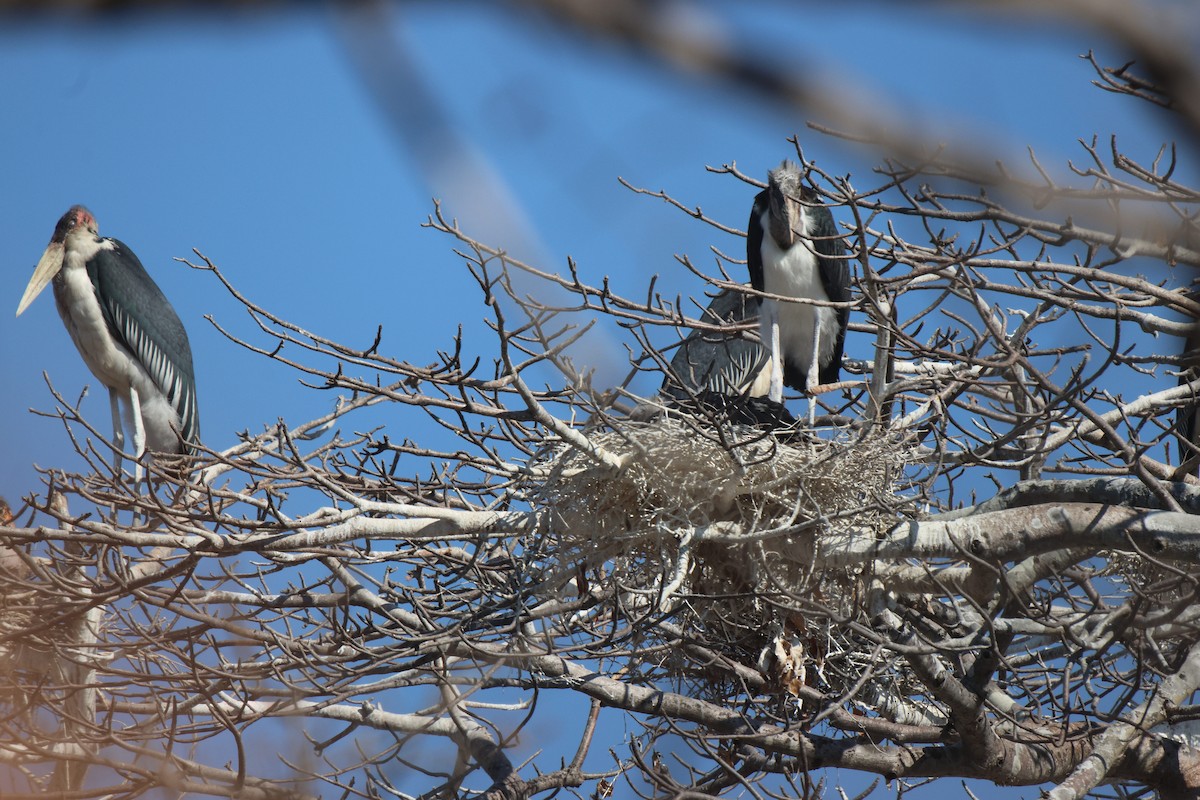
left=540, top=416, right=912, bottom=674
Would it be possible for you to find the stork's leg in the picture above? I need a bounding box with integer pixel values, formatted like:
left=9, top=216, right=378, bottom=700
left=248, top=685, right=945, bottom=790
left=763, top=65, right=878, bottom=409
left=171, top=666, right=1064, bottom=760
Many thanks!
left=806, top=313, right=822, bottom=425
left=109, top=389, right=126, bottom=478
left=766, top=300, right=784, bottom=404
left=127, top=386, right=146, bottom=484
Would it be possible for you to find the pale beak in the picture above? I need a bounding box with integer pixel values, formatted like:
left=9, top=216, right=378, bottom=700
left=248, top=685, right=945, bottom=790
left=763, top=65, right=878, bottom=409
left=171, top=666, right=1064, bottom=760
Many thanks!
left=784, top=201, right=803, bottom=248
left=769, top=191, right=799, bottom=250
left=16, top=241, right=63, bottom=317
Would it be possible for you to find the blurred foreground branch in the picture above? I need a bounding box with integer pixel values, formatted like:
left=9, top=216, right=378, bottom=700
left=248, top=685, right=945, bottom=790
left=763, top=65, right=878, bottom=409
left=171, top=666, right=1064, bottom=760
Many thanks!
left=4, top=3, right=1200, bottom=799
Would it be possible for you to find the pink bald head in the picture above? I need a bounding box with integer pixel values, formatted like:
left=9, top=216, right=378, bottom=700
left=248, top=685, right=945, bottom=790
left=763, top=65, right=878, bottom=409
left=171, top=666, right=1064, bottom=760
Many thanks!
left=50, top=205, right=97, bottom=244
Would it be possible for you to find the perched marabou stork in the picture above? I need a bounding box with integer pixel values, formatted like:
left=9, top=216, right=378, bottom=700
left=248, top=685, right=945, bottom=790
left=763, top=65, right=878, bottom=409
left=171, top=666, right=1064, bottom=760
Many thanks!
left=748, top=161, right=851, bottom=415
left=16, top=206, right=200, bottom=474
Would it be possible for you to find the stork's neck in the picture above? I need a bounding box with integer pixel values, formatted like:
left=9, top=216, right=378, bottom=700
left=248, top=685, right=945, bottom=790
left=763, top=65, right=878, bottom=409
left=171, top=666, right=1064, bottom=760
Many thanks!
left=62, top=232, right=115, bottom=271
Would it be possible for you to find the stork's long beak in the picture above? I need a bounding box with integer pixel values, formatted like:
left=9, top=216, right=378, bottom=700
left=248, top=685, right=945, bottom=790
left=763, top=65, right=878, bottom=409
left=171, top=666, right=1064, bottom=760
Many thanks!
left=16, top=241, right=64, bottom=317
left=783, top=200, right=803, bottom=247
left=768, top=189, right=800, bottom=250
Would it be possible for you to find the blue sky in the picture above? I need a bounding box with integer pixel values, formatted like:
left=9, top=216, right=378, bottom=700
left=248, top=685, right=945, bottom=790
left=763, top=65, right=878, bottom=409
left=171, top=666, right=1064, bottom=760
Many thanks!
left=0, top=4, right=1184, bottom=796
left=1, top=5, right=1170, bottom=506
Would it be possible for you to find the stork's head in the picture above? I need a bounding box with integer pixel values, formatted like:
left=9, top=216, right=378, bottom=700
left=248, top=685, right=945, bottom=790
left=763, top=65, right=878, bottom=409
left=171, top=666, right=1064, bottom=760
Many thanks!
left=766, top=161, right=814, bottom=250
left=16, top=205, right=97, bottom=317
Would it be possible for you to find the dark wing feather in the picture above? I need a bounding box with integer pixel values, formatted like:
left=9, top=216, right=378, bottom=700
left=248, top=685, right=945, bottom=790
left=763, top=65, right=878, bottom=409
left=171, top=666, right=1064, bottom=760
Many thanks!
left=746, top=189, right=768, bottom=292
left=808, top=205, right=852, bottom=385
left=87, top=238, right=200, bottom=453
left=663, top=288, right=769, bottom=398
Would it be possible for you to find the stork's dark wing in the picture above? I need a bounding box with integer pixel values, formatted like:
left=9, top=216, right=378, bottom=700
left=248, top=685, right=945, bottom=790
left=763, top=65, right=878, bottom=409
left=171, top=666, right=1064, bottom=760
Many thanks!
left=86, top=238, right=200, bottom=453
left=808, top=205, right=852, bottom=385
left=746, top=189, right=768, bottom=292
left=663, top=288, right=770, bottom=398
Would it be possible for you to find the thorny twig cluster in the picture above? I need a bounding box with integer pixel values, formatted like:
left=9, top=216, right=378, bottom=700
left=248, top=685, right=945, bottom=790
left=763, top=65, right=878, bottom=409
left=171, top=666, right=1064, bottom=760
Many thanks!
left=4, top=58, right=1200, bottom=800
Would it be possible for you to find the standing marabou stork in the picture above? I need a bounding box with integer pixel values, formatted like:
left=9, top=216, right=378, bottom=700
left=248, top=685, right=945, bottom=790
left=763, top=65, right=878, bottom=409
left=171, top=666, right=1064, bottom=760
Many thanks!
left=748, top=161, right=851, bottom=418
left=16, top=206, right=200, bottom=475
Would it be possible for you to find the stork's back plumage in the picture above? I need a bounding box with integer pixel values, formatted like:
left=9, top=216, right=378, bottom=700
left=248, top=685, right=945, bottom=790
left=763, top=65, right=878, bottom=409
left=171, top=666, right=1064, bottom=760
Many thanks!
left=665, top=289, right=770, bottom=399
left=86, top=239, right=200, bottom=454
left=656, top=288, right=795, bottom=427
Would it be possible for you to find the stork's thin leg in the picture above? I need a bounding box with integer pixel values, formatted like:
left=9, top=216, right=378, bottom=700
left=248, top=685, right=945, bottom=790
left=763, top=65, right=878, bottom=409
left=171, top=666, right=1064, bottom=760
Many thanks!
left=128, top=386, right=146, bottom=484
left=766, top=300, right=784, bottom=404
left=807, top=313, right=822, bottom=425
left=108, top=389, right=125, bottom=478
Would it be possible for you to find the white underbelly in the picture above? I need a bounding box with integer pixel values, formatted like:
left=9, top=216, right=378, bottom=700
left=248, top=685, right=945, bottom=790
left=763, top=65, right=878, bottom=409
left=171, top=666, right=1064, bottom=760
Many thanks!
left=759, top=222, right=839, bottom=373
left=54, top=266, right=138, bottom=390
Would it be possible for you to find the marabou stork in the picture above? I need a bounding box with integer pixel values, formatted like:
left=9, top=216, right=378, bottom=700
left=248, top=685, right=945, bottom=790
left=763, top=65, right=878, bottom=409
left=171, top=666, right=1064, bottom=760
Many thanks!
left=657, top=288, right=795, bottom=427
left=748, top=161, right=851, bottom=417
left=16, top=206, right=200, bottom=475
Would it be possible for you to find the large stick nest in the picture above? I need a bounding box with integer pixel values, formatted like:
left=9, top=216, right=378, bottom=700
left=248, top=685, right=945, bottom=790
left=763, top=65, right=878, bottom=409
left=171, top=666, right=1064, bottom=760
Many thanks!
left=539, top=416, right=912, bottom=666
